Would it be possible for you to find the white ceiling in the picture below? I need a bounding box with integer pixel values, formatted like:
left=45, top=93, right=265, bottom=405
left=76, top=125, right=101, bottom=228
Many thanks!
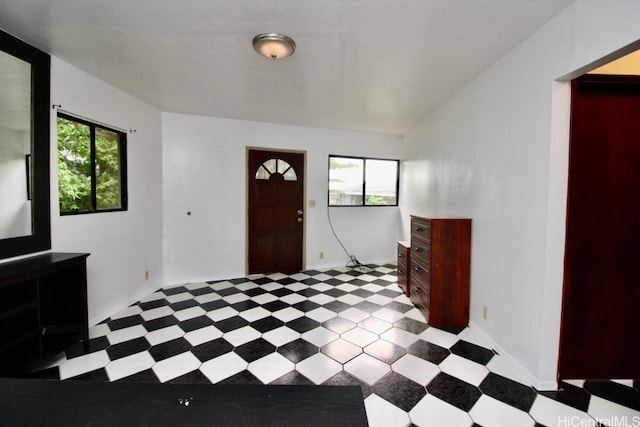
left=0, top=0, right=573, bottom=135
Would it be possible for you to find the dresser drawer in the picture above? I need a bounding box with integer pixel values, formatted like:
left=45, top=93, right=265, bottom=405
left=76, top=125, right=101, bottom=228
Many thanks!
left=411, top=217, right=431, bottom=242
left=411, top=239, right=430, bottom=266
left=396, top=241, right=410, bottom=297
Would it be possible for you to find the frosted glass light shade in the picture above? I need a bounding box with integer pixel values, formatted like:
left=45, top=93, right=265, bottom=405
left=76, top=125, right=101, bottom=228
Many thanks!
left=252, top=33, right=296, bottom=60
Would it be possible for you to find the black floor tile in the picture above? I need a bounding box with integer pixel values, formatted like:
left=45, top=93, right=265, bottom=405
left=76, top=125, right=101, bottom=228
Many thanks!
left=270, top=287, right=294, bottom=297
left=584, top=380, right=640, bottom=411
left=244, top=287, right=267, bottom=297
left=215, top=287, right=242, bottom=297
left=218, top=369, right=263, bottom=385
left=138, top=299, right=168, bottom=311
left=539, top=381, right=591, bottom=412
left=435, top=325, right=466, bottom=335
left=427, top=372, right=482, bottom=412
left=188, top=286, right=215, bottom=296
left=324, top=287, right=347, bottom=297
left=277, top=339, right=319, bottom=363
left=230, top=300, right=260, bottom=312
left=179, top=315, right=214, bottom=332
left=406, top=339, right=450, bottom=365
left=251, top=277, right=274, bottom=285
left=250, top=316, right=284, bottom=333
left=270, top=370, right=315, bottom=385
left=275, top=277, right=297, bottom=285
left=143, top=315, right=179, bottom=332
left=385, top=301, right=413, bottom=313
left=107, top=337, right=151, bottom=360
left=323, top=370, right=372, bottom=398
left=199, top=299, right=229, bottom=312
left=394, top=317, right=429, bottom=335
left=373, top=371, right=426, bottom=411
left=169, top=299, right=199, bottom=311
left=479, top=372, right=537, bottom=412
left=107, top=314, right=145, bottom=331
left=148, top=338, right=193, bottom=362
left=300, top=277, right=321, bottom=285
left=66, top=368, right=110, bottom=382
left=292, top=300, right=321, bottom=312
left=65, top=336, right=110, bottom=359
left=214, top=316, right=249, bottom=332
left=286, top=317, right=320, bottom=333
left=261, top=300, right=289, bottom=312
left=450, top=340, right=495, bottom=365
left=163, top=286, right=189, bottom=295
left=234, top=338, right=276, bottom=363
left=116, top=368, right=160, bottom=384
left=191, top=338, right=234, bottom=362
left=168, top=369, right=212, bottom=385
left=296, top=287, right=322, bottom=297
left=323, top=300, right=351, bottom=313
left=354, top=301, right=384, bottom=313
left=377, top=289, right=402, bottom=298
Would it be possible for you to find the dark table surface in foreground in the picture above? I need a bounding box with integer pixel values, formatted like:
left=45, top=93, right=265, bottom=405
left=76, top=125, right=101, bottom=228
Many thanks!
left=0, top=379, right=368, bottom=426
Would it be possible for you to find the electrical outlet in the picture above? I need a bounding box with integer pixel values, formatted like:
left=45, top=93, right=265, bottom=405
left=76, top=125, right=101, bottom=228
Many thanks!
left=309, top=200, right=316, bottom=207
left=482, top=306, right=488, bottom=320
left=319, top=252, right=324, bottom=259
left=145, top=270, right=150, bottom=280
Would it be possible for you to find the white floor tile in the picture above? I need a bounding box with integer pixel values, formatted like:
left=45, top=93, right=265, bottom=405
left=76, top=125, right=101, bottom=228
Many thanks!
left=296, top=353, right=342, bottom=384
left=485, top=354, right=532, bottom=387
left=166, top=292, right=193, bottom=304
left=139, top=292, right=166, bottom=303
left=321, top=339, right=362, bottom=364
left=336, top=283, right=358, bottom=293
left=251, top=293, right=278, bottom=305
left=153, top=352, right=201, bottom=383
left=344, top=353, right=390, bottom=385
left=279, top=293, right=307, bottom=305
left=174, top=306, right=206, bottom=321
left=145, top=325, right=184, bottom=346
left=184, top=282, right=209, bottom=290
left=380, top=327, right=419, bottom=348
left=409, top=394, right=473, bottom=427
left=106, top=325, right=147, bottom=345
left=358, top=317, right=392, bottom=334
left=272, top=307, right=304, bottom=322
left=237, top=306, right=271, bottom=322
left=183, top=325, right=223, bottom=346
left=588, top=395, right=640, bottom=423
left=361, top=283, right=386, bottom=293
left=105, top=351, right=155, bottom=381
left=110, top=305, right=142, bottom=319
left=372, top=308, right=405, bottom=323
left=365, top=394, right=411, bottom=427
left=261, top=282, right=283, bottom=291
left=439, top=354, right=489, bottom=386
left=392, top=354, right=440, bottom=386
left=222, top=292, right=250, bottom=304
left=140, top=306, right=174, bottom=321
left=223, top=326, right=261, bottom=347
left=337, top=294, right=365, bottom=305
left=194, top=292, right=222, bottom=304
left=262, top=326, right=300, bottom=347
left=469, top=395, right=536, bottom=427
left=308, top=293, right=336, bottom=305
left=419, top=326, right=459, bottom=348
left=529, top=395, right=594, bottom=427
left=339, top=308, right=370, bottom=323
left=89, top=323, right=110, bottom=339
left=284, top=282, right=308, bottom=292
left=342, top=327, right=379, bottom=347
left=59, top=350, right=110, bottom=380
left=200, top=352, right=247, bottom=384
left=206, top=306, right=238, bottom=322
left=305, top=307, right=337, bottom=323
left=248, top=353, right=295, bottom=384
left=234, top=282, right=258, bottom=291
left=366, top=294, right=393, bottom=306
left=301, top=327, right=339, bottom=347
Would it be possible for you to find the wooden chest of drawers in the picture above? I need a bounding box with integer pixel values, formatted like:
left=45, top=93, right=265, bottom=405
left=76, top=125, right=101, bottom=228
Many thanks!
left=396, top=241, right=410, bottom=296
left=409, top=216, right=471, bottom=327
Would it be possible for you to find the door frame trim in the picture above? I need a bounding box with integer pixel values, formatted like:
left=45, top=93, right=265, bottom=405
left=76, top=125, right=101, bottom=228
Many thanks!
left=245, top=146, right=307, bottom=275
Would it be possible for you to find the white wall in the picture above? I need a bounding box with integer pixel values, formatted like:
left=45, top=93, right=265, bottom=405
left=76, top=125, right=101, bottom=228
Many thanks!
left=162, top=113, right=402, bottom=285
left=51, top=58, right=164, bottom=325
left=0, top=128, right=31, bottom=238
left=400, top=0, right=640, bottom=389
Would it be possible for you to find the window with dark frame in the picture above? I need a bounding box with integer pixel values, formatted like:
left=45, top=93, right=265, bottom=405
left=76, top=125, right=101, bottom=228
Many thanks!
left=57, top=113, right=128, bottom=215
left=328, top=155, right=399, bottom=206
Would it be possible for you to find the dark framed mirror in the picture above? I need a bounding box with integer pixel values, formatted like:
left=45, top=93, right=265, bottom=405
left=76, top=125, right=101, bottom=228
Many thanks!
left=0, top=29, right=51, bottom=259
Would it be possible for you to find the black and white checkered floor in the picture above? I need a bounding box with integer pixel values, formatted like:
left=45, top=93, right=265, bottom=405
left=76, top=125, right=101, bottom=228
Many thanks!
left=27, top=264, right=640, bottom=426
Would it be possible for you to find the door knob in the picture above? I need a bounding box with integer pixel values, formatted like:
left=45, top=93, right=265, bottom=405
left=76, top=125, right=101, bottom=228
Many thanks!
left=297, top=217, right=303, bottom=222
left=297, top=210, right=303, bottom=215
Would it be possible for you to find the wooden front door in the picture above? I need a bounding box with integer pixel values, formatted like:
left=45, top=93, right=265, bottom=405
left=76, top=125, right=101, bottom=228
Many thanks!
left=559, top=75, right=640, bottom=379
left=247, top=149, right=304, bottom=274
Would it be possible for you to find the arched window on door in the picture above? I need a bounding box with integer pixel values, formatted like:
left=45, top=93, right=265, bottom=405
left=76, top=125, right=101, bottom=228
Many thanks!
left=255, top=158, right=298, bottom=181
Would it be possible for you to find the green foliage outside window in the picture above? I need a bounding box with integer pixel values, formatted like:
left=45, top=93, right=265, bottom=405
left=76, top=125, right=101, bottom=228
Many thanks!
left=57, top=115, right=126, bottom=214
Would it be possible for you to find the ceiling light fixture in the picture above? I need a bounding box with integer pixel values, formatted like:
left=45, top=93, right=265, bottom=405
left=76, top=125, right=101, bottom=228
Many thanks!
left=252, top=33, right=296, bottom=60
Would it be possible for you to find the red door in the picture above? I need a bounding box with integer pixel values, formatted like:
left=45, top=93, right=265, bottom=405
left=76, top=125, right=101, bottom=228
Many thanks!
left=248, top=149, right=305, bottom=274
left=559, top=75, right=640, bottom=379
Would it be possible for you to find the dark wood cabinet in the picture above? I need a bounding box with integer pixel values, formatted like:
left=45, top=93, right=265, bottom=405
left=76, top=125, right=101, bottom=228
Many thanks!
left=0, top=253, right=89, bottom=375
left=396, top=241, right=410, bottom=296
left=409, top=216, right=471, bottom=327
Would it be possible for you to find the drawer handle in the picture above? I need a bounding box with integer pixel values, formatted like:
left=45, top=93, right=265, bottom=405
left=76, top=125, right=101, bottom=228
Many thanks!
left=398, top=254, right=404, bottom=258
left=398, top=269, right=404, bottom=274
left=413, top=267, right=421, bottom=272
left=415, top=227, right=424, bottom=232
left=414, top=247, right=424, bottom=253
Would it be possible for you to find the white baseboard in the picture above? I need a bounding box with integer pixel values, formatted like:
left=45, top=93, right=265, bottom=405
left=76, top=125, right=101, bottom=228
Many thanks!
left=89, top=282, right=159, bottom=327
left=468, top=321, right=558, bottom=391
